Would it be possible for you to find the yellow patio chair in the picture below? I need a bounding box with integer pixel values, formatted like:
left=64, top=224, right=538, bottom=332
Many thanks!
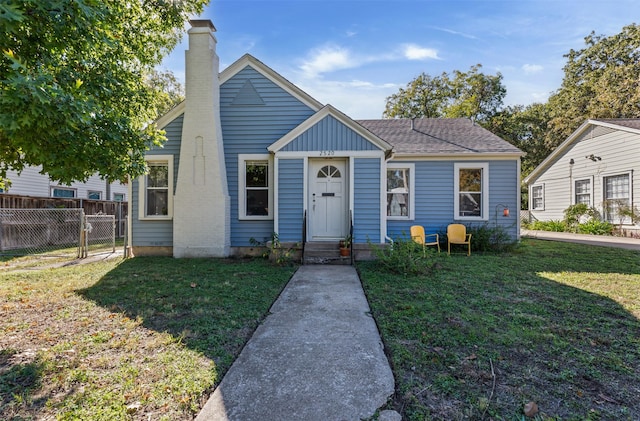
left=410, top=225, right=440, bottom=255
left=447, top=224, right=472, bottom=256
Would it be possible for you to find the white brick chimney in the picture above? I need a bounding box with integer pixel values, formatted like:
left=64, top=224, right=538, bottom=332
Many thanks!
left=173, top=19, right=230, bottom=257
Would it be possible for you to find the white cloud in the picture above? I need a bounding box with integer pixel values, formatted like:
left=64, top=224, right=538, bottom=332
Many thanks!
left=430, top=26, right=478, bottom=40
left=522, top=63, right=544, bottom=74
left=300, top=45, right=359, bottom=77
left=402, top=44, right=440, bottom=60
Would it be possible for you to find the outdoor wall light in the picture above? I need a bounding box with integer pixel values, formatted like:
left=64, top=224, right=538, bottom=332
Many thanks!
left=495, top=204, right=510, bottom=220
left=586, top=154, right=601, bottom=162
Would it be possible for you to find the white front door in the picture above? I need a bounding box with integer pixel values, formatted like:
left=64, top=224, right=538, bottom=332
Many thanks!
left=309, top=159, right=348, bottom=240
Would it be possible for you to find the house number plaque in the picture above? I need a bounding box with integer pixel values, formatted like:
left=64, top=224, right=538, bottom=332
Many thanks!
left=319, top=150, right=335, bottom=156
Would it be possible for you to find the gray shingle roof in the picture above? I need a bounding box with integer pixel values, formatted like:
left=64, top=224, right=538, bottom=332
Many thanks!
left=592, top=118, right=640, bottom=131
left=356, top=118, right=522, bottom=155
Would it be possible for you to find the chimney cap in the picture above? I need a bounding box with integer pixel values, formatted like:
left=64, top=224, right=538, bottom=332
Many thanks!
left=189, top=19, right=216, bottom=32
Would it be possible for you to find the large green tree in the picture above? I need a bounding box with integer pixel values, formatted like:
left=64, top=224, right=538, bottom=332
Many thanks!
left=486, top=103, right=551, bottom=176
left=383, top=64, right=506, bottom=124
left=545, top=23, right=640, bottom=150
left=0, top=0, right=206, bottom=189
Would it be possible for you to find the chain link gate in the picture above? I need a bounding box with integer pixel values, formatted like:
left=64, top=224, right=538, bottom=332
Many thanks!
left=81, top=214, right=116, bottom=257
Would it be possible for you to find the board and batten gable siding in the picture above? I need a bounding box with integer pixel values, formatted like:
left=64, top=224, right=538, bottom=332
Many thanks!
left=281, top=115, right=378, bottom=152
left=387, top=160, right=519, bottom=240
left=277, top=159, right=304, bottom=242
left=353, top=158, right=382, bottom=243
left=130, top=114, right=183, bottom=247
left=530, top=126, right=640, bottom=222
left=220, top=66, right=316, bottom=246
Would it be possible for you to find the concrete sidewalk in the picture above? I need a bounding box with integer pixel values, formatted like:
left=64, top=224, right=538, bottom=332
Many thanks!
left=522, top=229, right=640, bottom=250
left=195, top=265, right=396, bottom=421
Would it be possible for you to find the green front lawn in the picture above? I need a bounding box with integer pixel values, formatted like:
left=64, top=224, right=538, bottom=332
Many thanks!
left=358, top=239, right=640, bottom=420
left=2, top=239, right=639, bottom=420
left=0, top=257, right=296, bottom=420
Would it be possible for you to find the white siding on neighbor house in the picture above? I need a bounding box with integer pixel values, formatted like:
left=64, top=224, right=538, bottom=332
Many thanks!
left=529, top=126, right=640, bottom=225
left=3, top=166, right=127, bottom=200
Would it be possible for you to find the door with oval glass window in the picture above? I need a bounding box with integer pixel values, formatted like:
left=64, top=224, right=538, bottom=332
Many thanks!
left=309, top=159, right=348, bottom=240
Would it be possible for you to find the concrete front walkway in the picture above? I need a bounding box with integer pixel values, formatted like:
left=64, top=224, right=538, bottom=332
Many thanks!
left=522, top=229, right=640, bottom=250
left=195, top=265, right=396, bottom=421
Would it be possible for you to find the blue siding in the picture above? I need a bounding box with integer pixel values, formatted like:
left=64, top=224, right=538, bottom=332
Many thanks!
left=488, top=160, right=519, bottom=239
left=278, top=159, right=304, bottom=242
left=282, top=115, right=378, bottom=152
left=354, top=158, right=381, bottom=243
left=131, top=114, right=183, bottom=247
left=221, top=66, right=316, bottom=246
left=387, top=160, right=519, bottom=240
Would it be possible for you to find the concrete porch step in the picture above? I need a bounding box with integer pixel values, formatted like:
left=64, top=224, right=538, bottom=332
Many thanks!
left=303, top=242, right=352, bottom=265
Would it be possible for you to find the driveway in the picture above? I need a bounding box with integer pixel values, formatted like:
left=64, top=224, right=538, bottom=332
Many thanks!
left=521, top=229, right=640, bottom=251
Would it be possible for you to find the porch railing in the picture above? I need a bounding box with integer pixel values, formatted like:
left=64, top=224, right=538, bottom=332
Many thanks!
left=302, top=210, right=307, bottom=263
left=349, top=210, right=354, bottom=265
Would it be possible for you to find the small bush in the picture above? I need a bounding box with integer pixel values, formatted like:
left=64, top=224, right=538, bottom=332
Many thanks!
left=465, top=223, right=517, bottom=252
left=370, top=236, right=436, bottom=275
left=564, top=204, right=600, bottom=232
left=530, top=220, right=566, bottom=232
left=578, top=220, right=614, bottom=235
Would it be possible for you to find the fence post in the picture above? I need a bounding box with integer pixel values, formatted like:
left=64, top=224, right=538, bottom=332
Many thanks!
left=78, top=209, right=84, bottom=258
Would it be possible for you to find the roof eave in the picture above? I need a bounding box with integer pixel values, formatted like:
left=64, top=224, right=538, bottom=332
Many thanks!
left=390, top=152, right=524, bottom=160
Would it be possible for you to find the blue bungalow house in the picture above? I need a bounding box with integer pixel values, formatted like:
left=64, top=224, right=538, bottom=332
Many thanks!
left=128, top=20, right=523, bottom=258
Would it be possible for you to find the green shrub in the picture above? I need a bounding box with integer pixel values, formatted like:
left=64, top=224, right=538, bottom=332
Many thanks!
left=578, top=220, right=614, bottom=235
left=564, top=204, right=600, bottom=232
left=530, top=220, right=566, bottom=232
left=370, top=236, right=436, bottom=275
left=465, top=223, right=517, bottom=252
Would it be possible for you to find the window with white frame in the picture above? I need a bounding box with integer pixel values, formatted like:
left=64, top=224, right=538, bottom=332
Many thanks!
left=604, top=173, right=630, bottom=223
left=386, top=164, right=414, bottom=219
left=238, top=154, right=272, bottom=220
left=113, top=193, right=125, bottom=202
left=51, top=187, right=75, bottom=198
left=574, top=179, right=591, bottom=206
left=138, top=155, right=173, bottom=220
left=88, top=191, right=101, bottom=200
left=454, top=163, right=488, bottom=220
left=531, top=185, right=544, bottom=210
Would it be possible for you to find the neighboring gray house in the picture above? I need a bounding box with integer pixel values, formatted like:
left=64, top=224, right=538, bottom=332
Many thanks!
left=2, top=166, right=127, bottom=201
left=524, top=119, right=640, bottom=232
left=129, top=19, right=523, bottom=258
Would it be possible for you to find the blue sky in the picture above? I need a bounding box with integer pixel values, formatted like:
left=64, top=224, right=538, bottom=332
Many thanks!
left=161, top=0, right=637, bottom=119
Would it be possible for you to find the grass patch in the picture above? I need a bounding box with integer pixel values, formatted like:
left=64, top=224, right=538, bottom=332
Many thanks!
left=0, top=256, right=295, bottom=420
left=358, top=239, right=640, bottom=420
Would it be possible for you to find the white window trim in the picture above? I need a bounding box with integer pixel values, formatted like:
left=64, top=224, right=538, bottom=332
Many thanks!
left=573, top=177, right=592, bottom=206
left=138, top=155, right=174, bottom=221
left=386, top=163, right=415, bottom=220
left=51, top=187, right=76, bottom=198
left=238, top=154, right=273, bottom=220
left=454, top=162, right=489, bottom=221
left=602, top=172, right=632, bottom=224
left=531, top=184, right=545, bottom=210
